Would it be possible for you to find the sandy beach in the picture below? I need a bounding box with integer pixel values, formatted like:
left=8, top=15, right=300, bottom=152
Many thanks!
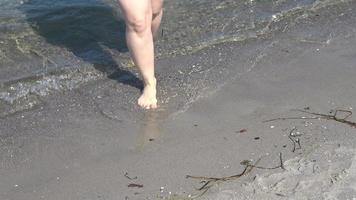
left=1, top=0, right=356, bottom=199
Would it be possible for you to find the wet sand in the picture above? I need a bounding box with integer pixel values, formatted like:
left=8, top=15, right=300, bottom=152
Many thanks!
left=1, top=0, right=356, bottom=200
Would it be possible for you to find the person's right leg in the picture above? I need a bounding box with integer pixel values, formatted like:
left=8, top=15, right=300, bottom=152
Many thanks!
left=119, top=0, right=157, bottom=109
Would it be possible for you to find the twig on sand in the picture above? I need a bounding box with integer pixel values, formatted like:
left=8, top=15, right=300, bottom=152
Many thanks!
left=186, top=153, right=285, bottom=194
left=279, top=152, right=285, bottom=170
left=288, top=127, right=302, bottom=152
left=183, top=159, right=260, bottom=199
left=186, top=158, right=259, bottom=182
left=295, top=109, right=356, bottom=128
left=263, top=109, right=356, bottom=128
left=263, top=116, right=319, bottom=123
left=128, top=183, right=143, bottom=188
left=124, top=172, right=138, bottom=180
left=241, top=153, right=285, bottom=170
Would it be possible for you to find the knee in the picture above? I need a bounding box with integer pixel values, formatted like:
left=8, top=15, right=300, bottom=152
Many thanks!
left=125, top=15, right=150, bottom=34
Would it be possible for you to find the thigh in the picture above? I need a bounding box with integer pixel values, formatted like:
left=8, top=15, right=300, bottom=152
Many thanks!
left=151, top=0, right=163, bottom=15
left=118, top=0, right=152, bottom=22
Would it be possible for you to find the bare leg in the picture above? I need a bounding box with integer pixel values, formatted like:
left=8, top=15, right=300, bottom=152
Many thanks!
left=119, top=0, right=157, bottom=109
left=151, top=0, right=163, bottom=38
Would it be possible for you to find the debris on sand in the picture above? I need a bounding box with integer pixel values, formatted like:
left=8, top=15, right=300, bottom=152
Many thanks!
left=185, top=153, right=285, bottom=198
left=264, top=109, right=356, bottom=128
left=128, top=183, right=144, bottom=188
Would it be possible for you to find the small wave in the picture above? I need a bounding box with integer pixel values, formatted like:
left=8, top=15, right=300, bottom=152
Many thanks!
left=0, top=67, right=104, bottom=118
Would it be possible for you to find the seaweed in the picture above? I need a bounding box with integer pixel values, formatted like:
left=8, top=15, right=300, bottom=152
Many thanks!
left=124, top=172, right=137, bottom=180
left=185, top=153, right=285, bottom=197
left=128, top=183, right=143, bottom=188
left=263, top=109, right=356, bottom=128
left=288, top=127, right=302, bottom=152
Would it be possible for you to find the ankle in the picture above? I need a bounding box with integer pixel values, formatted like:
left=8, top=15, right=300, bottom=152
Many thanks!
left=143, top=77, right=156, bottom=87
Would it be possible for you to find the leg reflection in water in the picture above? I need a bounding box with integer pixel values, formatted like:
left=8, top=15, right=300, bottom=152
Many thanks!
left=136, top=111, right=162, bottom=149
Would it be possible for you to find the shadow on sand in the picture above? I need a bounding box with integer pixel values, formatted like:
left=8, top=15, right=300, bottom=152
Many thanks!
left=21, top=0, right=142, bottom=90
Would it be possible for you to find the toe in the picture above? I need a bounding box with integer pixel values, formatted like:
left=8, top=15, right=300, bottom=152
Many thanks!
left=151, top=103, right=158, bottom=109
left=144, top=103, right=150, bottom=109
left=138, top=101, right=146, bottom=109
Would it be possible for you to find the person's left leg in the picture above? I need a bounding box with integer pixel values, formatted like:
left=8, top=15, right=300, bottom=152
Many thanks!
left=151, top=0, right=163, bottom=38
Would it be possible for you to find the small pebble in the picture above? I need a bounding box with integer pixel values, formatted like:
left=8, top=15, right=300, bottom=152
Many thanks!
left=239, top=129, right=247, bottom=133
left=270, top=125, right=275, bottom=129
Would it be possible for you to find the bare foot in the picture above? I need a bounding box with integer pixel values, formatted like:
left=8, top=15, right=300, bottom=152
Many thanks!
left=138, top=78, right=158, bottom=109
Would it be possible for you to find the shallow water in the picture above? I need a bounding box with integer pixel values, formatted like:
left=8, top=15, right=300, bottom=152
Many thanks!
left=0, top=0, right=351, bottom=117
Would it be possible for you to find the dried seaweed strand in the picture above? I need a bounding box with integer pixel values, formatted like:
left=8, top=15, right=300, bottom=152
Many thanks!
left=197, top=181, right=212, bottom=191
left=128, top=183, right=143, bottom=188
left=288, top=127, right=299, bottom=152
left=263, top=117, right=319, bottom=123
left=263, top=109, right=356, bottom=128
left=243, top=153, right=285, bottom=170
left=124, top=172, right=137, bottom=180
left=279, top=152, right=285, bottom=170
left=186, top=153, right=285, bottom=194
left=295, top=109, right=356, bottom=128
left=186, top=160, right=255, bottom=182
left=186, top=158, right=261, bottom=194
